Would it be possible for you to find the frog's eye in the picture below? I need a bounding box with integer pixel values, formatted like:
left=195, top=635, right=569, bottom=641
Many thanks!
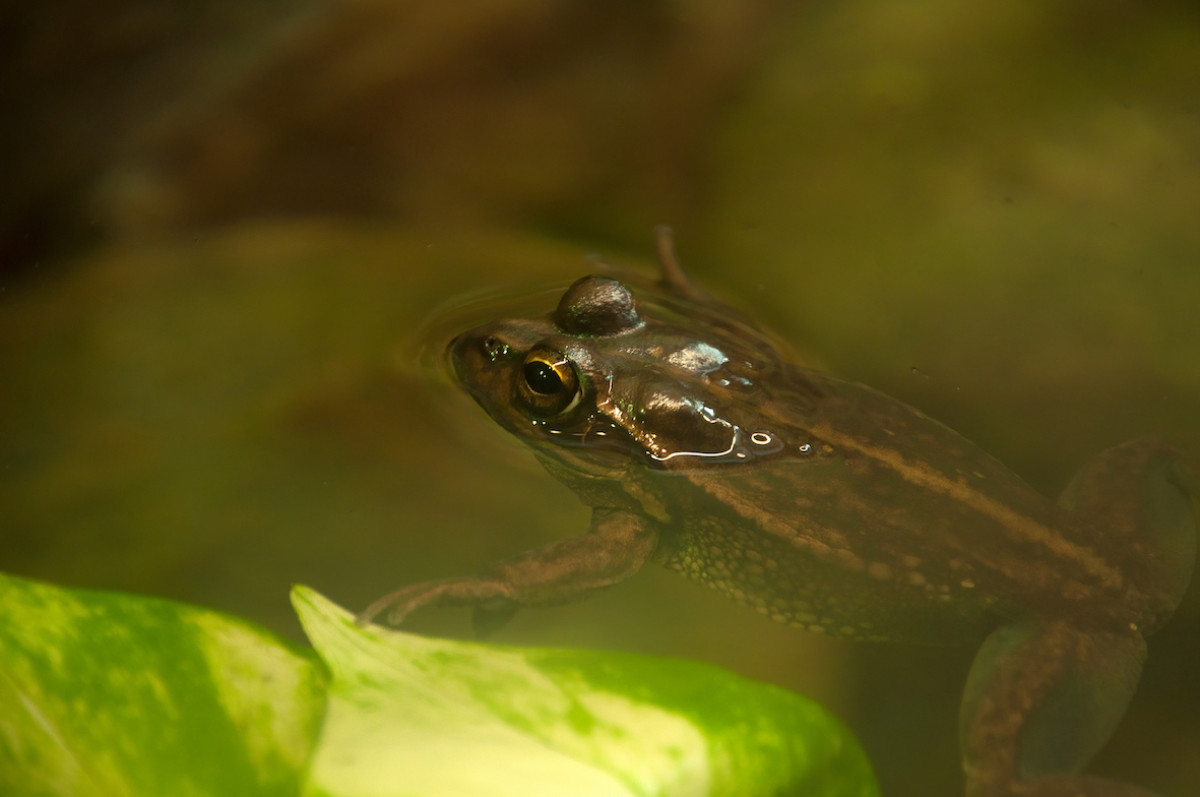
left=518, top=348, right=582, bottom=418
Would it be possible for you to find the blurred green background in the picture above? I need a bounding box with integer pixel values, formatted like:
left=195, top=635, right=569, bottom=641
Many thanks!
left=3, top=1, right=1198, bottom=795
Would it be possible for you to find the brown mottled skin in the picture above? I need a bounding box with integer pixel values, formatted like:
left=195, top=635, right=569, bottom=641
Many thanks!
left=360, top=229, right=1197, bottom=797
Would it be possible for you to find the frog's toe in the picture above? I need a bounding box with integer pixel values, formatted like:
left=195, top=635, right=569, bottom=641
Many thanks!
left=357, top=576, right=510, bottom=627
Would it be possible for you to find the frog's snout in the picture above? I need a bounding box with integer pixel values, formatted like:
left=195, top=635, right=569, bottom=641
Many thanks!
left=444, top=331, right=474, bottom=385
left=445, top=328, right=512, bottom=395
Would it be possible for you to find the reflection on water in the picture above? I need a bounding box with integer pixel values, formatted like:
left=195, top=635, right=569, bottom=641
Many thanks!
left=411, top=282, right=573, bottom=381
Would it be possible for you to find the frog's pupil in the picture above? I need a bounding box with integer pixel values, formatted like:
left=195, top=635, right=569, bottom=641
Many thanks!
left=524, top=361, right=562, bottom=395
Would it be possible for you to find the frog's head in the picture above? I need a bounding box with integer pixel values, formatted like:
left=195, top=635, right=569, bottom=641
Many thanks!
left=447, top=271, right=807, bottom=485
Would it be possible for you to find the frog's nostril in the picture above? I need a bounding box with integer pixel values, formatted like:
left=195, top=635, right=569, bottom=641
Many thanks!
left=481, top=335, right=510, bottom=363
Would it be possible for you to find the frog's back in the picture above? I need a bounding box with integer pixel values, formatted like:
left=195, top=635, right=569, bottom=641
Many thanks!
left=650, top=367, right=1196, bottom=642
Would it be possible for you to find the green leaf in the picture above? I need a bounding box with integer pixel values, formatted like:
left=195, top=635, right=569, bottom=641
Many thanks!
left=294, top=586, right=877, bottom=797
left=0, top=573, right=327, bottom=797
left=0, top=572, right=877, bottom=797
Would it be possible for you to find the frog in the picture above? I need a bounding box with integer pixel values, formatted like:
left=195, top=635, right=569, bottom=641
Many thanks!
left=359, top=228, right=1196, bottom=797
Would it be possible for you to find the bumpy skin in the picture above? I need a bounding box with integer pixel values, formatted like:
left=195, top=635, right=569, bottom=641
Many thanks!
left=359, top=229, right=1197, bottom=797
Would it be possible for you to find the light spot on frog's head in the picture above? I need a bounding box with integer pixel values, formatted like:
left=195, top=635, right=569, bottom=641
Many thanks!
left=665, top=341, right=727, bottom=374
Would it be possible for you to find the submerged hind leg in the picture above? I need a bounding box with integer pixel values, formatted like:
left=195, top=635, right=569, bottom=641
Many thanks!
left=960, top=619, right=1151, bottom=796
left=958, top=438, right=1195, bottom=796
left=1057, top=437, right=1196, bottom=626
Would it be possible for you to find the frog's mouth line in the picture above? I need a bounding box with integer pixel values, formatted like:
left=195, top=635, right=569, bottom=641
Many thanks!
left=523, top=405, right=792, bottom=475
left=525, top=415, right=640, bottom=477
left=532, top=444, right=634, bottom=487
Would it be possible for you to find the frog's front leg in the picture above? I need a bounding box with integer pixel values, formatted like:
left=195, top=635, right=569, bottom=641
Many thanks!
left=357, top=508, right=659, bottom=632
left=960, top=619, right=1152, bottom=797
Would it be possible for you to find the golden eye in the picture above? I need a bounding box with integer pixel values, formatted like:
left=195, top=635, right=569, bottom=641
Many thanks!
left=518, top=348, right=582, bottom=417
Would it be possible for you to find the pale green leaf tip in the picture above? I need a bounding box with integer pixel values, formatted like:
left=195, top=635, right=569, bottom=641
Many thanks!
left=289, top=582, right=340, bottom=624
